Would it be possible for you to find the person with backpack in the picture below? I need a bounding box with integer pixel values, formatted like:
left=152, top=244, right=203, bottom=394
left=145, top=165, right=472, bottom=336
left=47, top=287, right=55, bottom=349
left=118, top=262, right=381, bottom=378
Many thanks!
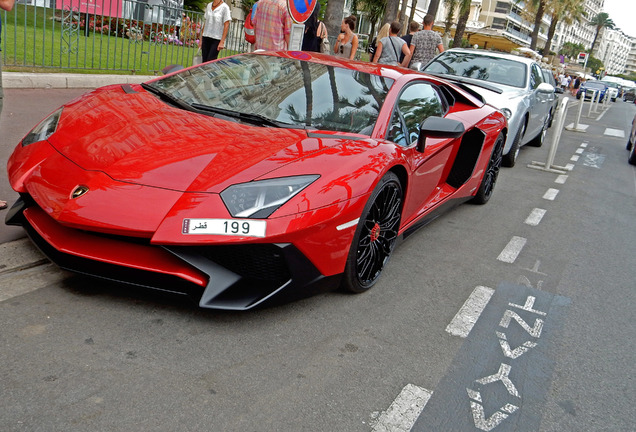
left=372, top=21, right=411, bottom=68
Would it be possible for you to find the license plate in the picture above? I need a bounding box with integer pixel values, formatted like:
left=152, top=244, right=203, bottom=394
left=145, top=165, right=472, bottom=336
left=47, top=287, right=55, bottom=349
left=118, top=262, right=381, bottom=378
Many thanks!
left=182, top=218, right=266, bottom=237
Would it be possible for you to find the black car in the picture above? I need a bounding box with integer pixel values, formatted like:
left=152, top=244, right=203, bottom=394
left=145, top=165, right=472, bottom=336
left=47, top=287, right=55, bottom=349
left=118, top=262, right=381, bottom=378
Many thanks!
left=623, top=87, right=636, bottom=102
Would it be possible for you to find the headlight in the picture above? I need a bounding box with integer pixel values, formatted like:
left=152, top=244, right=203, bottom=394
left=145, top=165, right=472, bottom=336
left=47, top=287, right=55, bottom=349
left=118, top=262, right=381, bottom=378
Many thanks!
left=221, top=175, right=319, bottom=218
left=22, top=108, right=63, bottom=146
left=500, top=108, right=512, bottom=119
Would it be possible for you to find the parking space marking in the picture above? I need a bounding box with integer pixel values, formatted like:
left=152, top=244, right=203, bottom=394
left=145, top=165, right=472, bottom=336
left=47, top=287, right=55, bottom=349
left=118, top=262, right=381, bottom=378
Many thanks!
left=580, top=142, right=588, bottom=148
left=565, top=163, right=575, bottom=170
left=497, top=236, right=527, bottom=263
left=555, top=175, right=568, bottom=184
left=371, top=384, right=432, bottom=431
left=570, top=155, right=580, bottom=162
left=525, top=208, right=546, bottom=226
left=604, top=128, right=625, bottom=138
left=446, top=286, right=495, bottom=338
left=543, top=188, right=559, bottom=200
left=575, top=148, right=584, bottom=154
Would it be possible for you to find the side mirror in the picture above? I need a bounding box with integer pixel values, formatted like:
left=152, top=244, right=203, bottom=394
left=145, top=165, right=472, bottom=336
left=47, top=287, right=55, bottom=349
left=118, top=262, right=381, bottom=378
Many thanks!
left=417, top=116, right=465, bottom=153
left=537, top=82, right=555, bottom=94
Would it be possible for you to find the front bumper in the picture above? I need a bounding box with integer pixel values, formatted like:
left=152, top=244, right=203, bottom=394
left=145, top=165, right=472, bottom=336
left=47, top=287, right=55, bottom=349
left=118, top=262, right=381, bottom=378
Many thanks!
left=6, top=197, right=339, bottom=310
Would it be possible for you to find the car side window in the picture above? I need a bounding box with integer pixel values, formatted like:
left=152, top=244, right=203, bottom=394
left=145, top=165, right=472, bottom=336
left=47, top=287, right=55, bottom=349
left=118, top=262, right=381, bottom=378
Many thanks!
left=530, top=64, right=543, bottom=90
left=387, top=83, right=445, bottom=146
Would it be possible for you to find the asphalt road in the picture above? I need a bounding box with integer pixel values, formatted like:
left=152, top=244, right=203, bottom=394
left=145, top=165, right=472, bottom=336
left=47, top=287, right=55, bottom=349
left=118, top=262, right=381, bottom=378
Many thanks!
left=1, top=91, right=635, bottom=431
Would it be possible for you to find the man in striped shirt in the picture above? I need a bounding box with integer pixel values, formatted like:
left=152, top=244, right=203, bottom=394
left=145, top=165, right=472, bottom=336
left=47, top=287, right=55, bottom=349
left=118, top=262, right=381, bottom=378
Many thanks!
left=252, top=0, right=292, bottom=51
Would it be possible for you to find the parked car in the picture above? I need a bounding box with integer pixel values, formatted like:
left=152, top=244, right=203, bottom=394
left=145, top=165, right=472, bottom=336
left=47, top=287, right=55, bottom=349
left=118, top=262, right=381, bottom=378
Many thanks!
left=601, top=80, right=620, bottom=102
left=422, top=48, right=554, bottom=167
left=5, top=51, right=507, bottom=310
left=542, top=69, right=561, bottom=127
left=623, top=87, right=636, bottom=102
left=576, top=81, right=608, bottom=101
left=627, top=113, right=636, bottom=165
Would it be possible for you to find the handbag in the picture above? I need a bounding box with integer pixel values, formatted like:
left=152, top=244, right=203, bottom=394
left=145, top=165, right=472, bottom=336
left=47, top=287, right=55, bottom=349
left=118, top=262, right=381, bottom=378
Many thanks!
left=318, top=22, right=330, bottom=54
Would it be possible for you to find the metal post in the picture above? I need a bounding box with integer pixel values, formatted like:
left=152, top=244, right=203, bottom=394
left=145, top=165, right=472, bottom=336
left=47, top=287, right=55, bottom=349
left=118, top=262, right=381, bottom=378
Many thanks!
left=588, top=89, right=596, bottom=116
left=529, top=97, right=571, bottom=174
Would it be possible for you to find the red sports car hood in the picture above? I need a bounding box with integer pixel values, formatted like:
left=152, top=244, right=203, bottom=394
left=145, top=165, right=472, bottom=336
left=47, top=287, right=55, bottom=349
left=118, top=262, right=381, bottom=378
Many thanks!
left=48, top=85, right=318, bottom=193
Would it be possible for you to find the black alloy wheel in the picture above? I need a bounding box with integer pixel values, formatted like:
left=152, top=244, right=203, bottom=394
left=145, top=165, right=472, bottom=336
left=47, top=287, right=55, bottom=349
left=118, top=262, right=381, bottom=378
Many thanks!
left=342, top=172, right=402, bottom=293
left=471, top=133, right=504, bottom=205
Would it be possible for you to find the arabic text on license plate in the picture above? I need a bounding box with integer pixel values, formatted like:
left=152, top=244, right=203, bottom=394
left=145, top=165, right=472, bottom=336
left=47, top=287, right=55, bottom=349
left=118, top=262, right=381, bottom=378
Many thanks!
left=182, top=219, right=266, bottom=237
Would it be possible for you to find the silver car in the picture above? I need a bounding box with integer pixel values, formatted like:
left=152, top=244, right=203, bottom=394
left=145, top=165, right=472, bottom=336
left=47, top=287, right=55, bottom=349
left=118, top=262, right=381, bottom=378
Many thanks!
left=422, top=49, right=554, bottom=167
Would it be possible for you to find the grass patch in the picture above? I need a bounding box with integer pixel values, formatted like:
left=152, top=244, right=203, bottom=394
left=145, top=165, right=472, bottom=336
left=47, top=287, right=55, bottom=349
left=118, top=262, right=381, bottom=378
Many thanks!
left=1, top=4, right=226, bottom=74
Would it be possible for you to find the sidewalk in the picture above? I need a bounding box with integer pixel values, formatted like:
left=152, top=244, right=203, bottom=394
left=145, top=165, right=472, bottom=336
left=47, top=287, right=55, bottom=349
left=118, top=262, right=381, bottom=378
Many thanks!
left=3, top=72, right=157, bottom=89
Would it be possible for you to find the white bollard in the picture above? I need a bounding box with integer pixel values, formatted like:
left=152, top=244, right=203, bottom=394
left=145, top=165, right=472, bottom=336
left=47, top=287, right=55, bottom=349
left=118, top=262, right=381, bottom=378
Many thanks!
left=528, top=97, right=571, bottom=174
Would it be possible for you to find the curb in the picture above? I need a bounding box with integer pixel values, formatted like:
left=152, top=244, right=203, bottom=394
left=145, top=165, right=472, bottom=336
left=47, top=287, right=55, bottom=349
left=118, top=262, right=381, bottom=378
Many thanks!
left=0, top=237, right=48, bottom=275
left=3, top=72, right=157, bottom=89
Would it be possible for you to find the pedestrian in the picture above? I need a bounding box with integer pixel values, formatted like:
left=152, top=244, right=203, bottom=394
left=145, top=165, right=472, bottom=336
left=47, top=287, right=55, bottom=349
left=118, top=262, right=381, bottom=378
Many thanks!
left=409, top=14, right=444, bottom=69
left=1, top=0, right=16, bottom=211
left=559, top=73, right=570, bottom=91
left=372, top=21, right=411, bottom=68
left=334, top=15, right=358, bottom=60
left=199, top=0, right=231, bottom=62
left=400, top=21, right=419, bottom=64
left=301, top=2, right=321, bottom=52
left=252, top=0, right=292, bottom=51
left=571, top=75, right=581, bottom=96
left=368, top=23, right=390, bottom=58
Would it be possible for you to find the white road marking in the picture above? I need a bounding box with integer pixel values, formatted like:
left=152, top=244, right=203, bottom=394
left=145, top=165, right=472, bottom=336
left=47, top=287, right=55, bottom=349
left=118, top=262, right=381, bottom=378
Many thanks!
left=565, top=163, right=575, bottom=170
left=580, top=143, right=588, bottom=148
left=446, top=286, right=495, bottom=338
left=570, top=155, right=580, bottom=161
left=543, top=188, right=559, bottom=200
left=604, top=128, right=625, bottom=138
left=371, top=384, right=432, bottom=431
left=497, top=236, right=527, bottom=263
left=525, top=208, right=546, bottom=226
left=575, top=148, right=584, bottom=154
left=555, top=175, right=568, bottom=184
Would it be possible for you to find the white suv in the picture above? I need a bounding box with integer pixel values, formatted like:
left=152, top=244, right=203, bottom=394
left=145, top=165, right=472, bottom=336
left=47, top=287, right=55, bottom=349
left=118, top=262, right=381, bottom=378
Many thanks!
left=601, top=80, right=619, bottom=102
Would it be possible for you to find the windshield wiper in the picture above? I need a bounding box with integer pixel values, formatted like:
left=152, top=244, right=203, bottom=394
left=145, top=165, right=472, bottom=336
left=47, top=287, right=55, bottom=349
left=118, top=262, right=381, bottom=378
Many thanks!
left=141, top=83, right=197, bottom=112
left=191, top=103, right=306, bottom=129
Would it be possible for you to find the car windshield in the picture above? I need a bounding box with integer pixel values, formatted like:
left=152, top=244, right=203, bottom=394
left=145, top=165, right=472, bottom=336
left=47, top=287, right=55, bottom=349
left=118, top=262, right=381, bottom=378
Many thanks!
left=586, top=82, right=605, bottom=89
left=147, top=54, right=394, bottom=134
left=602, top=81, right=618, bottom=88
left=424, top=52, right=527, bottom=88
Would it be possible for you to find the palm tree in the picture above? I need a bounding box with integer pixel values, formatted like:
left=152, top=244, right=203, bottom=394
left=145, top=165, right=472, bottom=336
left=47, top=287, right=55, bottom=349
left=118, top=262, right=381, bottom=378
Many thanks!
left=543, top=0, right=586, bottom=54
left=589, top=12, right=615, bottom=55
left=526, top=0, right=548, bottom=51
left=427, top=0, right=442, bottom=17
left=382, top=0, right=400, bottom=25
left=443, top=0, right=458, bottom=38
left=358, top=0, right=386, bottom=42
left=452, top=0, right=471, bottom=49
left=324, top=0, right=347, bottom=42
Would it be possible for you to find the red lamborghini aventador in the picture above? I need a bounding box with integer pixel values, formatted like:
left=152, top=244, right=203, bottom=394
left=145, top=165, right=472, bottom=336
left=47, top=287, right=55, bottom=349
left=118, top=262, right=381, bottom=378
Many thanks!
left=6, top=51, right=507, bottom=310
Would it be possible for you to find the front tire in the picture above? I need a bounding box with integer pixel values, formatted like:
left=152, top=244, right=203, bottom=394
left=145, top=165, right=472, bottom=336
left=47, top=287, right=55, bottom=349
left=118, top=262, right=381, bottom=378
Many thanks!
left=503, top=121, right=525, bottom=167
left=471, top=133, right=504, bottom=205
left=342, top=172, right=402, bottom=293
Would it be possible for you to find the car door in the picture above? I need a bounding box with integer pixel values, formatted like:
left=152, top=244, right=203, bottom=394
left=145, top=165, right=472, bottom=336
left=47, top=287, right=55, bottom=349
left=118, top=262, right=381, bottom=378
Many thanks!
left=526, top=63, right=549, bottom=141
left=385, top=81, right=455, bottom=225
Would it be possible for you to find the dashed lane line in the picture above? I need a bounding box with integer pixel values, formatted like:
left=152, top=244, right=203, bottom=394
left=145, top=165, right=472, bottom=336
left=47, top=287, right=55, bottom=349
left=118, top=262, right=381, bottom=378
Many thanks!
left=497, top=236, right=527, bottom=264
left=371, top=384, right=432, bottom=432
left=445, top=286, right=495, bottom=338
left=543, top=188, right=559, bottom=200
left=525, top=208, right=547, bottom=226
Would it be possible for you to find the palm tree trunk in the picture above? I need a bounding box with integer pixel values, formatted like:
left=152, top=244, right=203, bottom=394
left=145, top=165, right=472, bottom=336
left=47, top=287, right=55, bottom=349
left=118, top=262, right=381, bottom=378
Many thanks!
left=529, top=0, right=546, bottom=51
left=408, top=0, right=418, bottom=27
left=452, top=4, right=470, bottom=49
left=399, top=0, right=409, bottom=35
left=325, top=0, right=346, bottom=43
left=543, top=13, right=558, bottom=54
left=382, top=0, right=401, bottom=25
left=427, top=0, right=441, bottom=17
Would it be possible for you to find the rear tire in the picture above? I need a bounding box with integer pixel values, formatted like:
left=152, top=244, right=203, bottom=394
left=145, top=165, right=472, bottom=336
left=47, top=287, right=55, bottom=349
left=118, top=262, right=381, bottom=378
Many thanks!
left=471, top=133, right=504, bottom=205
left=629, top=142, right=636, bottom=165
left=342, top=172, right=402, bottom=293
